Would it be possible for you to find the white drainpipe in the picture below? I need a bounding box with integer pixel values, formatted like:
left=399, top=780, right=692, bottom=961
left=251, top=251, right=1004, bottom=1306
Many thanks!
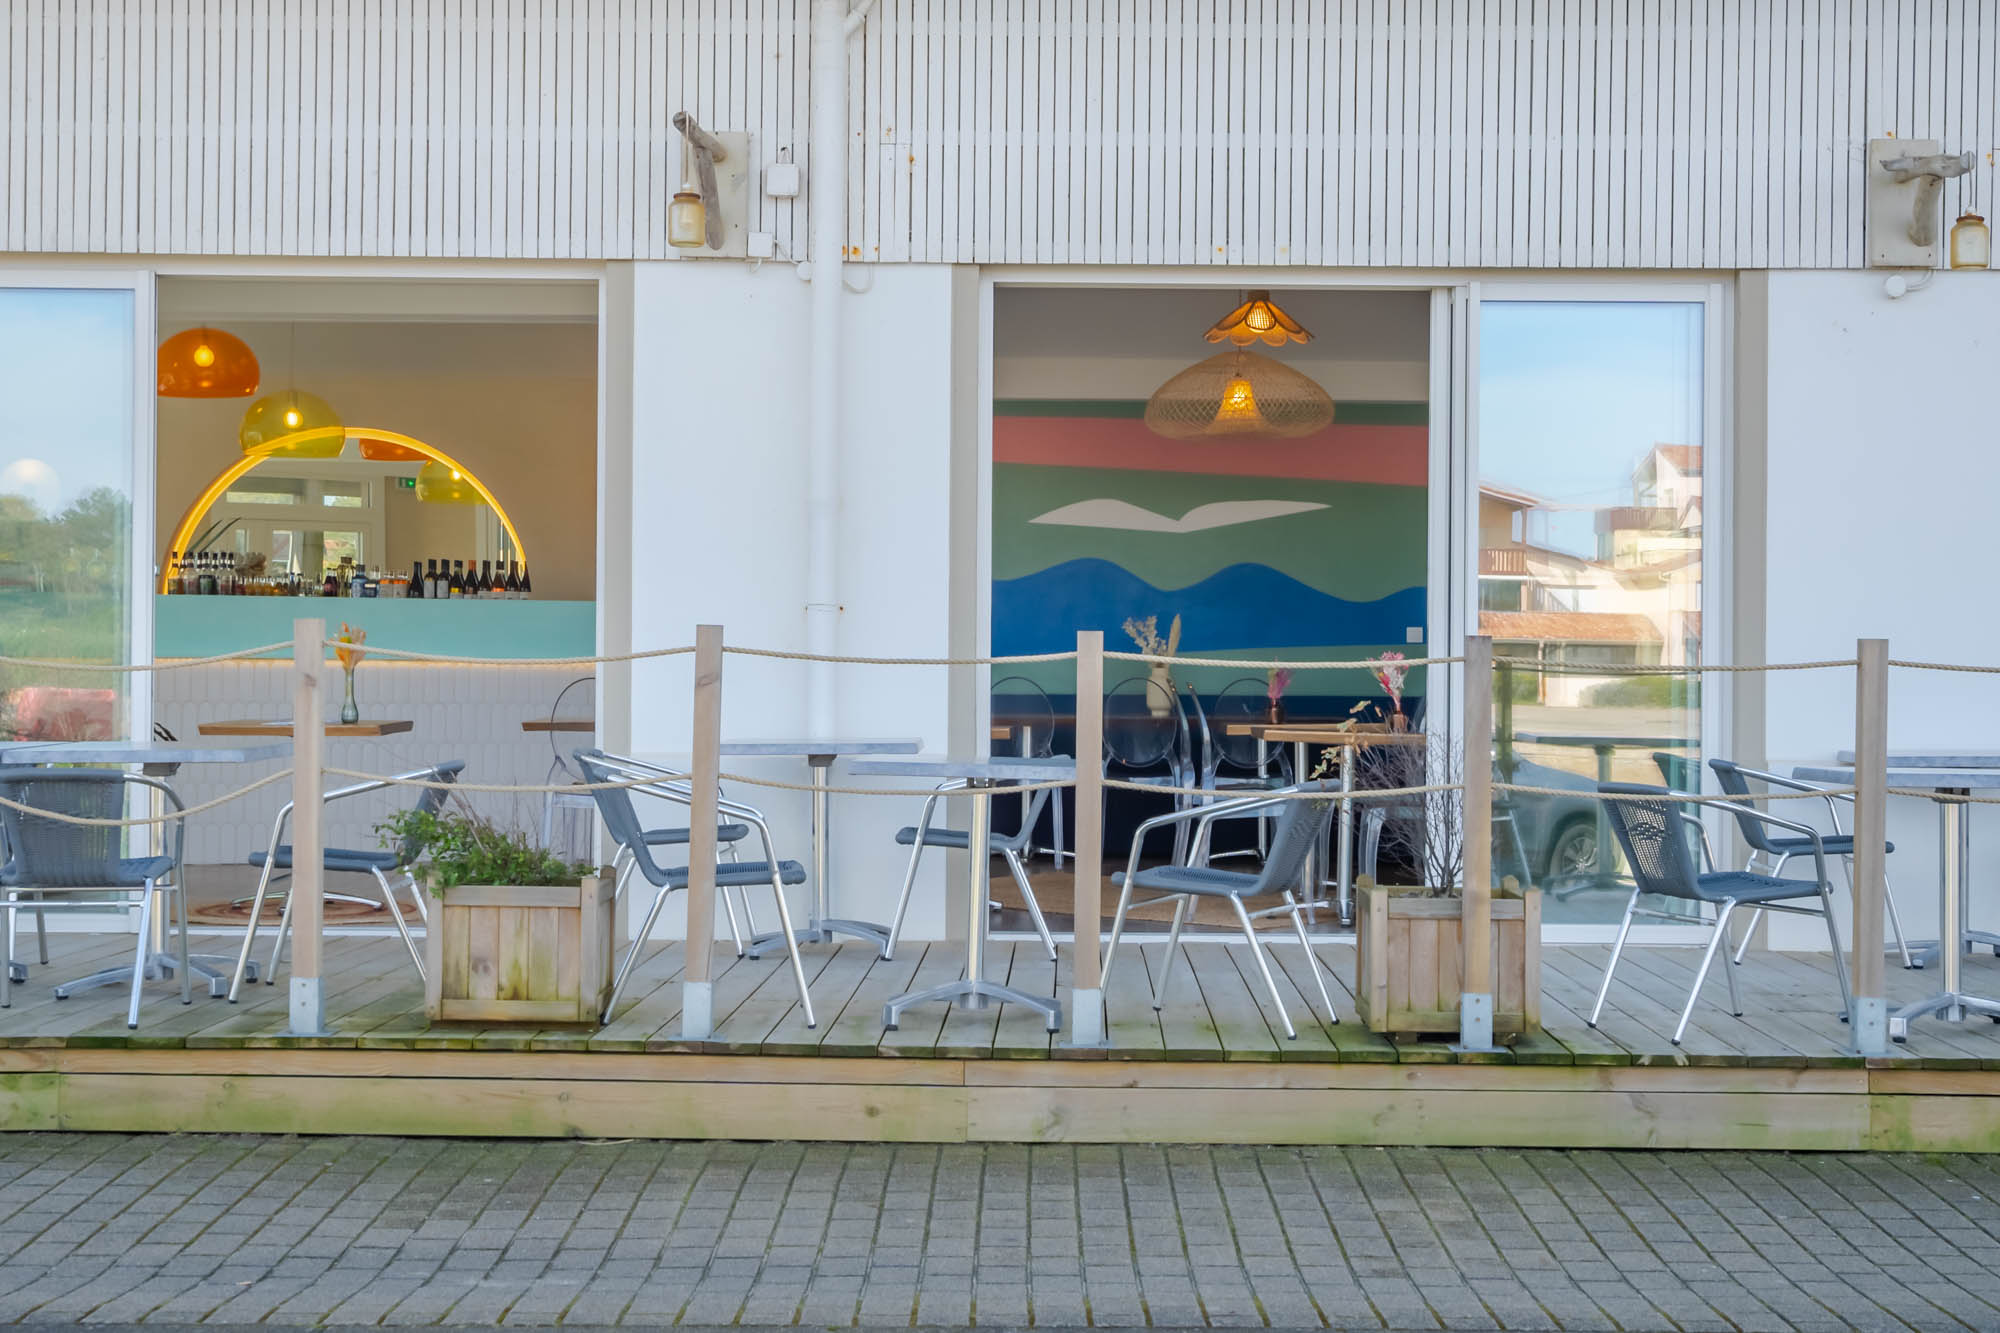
left=803, top=0, right=854, bottom=736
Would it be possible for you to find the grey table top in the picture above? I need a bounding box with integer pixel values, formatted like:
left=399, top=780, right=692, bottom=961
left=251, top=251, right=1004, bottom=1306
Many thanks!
left=1834, top=750, right=2000, bottom=768
left=1512, top=733, right=1698, bottom=749
left=1794, top=764, right=2000, bottom=791
left=720, top=738, right=923, bottom=758
left=850, top=756, right=1077, bottom=782
left=0, top=740, right=292, bottom=767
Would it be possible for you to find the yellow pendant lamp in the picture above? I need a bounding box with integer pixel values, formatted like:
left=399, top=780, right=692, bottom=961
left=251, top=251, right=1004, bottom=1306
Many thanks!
left=157, top=327, right=260, bottom=397
left=1204, top=290, right=1313, bottom=347
left=415, top=460, right=481, bottom=505
left=1144, top=349, right=1335, bottom=439
left=239, top=389, right=344, bottom=458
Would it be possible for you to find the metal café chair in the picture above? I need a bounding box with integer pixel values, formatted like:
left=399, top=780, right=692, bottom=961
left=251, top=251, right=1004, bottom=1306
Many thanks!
left=1591, top=781, right=1854, bottom=1046
left=881, top=776, right=1061, bottom=963
left=576, top=752, right=816, bottom=1028
left=230, top=761, right=464, bottom=1001
left=586, top=751, right=761, bottom=958
left=1707, top=758, right=1915, bottom=969
left=1101, top=783, right=1341, bottom=1041
left=0, top=767, right=190, bottom=1029
left=540, top=675, right=599, bottom=861
left=991, top=674, right=1066, bottom=871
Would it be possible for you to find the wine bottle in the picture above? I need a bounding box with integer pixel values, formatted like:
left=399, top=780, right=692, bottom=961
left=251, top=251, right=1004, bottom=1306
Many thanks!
left=409, top=561, right=425, bottom=598
left=518, top=564, right=531, bottom=599
left=466, top=555, right=480, bottom=598
left=477, top=559, right=491, bottom=599
left=504, top=561, right=520, bottom=599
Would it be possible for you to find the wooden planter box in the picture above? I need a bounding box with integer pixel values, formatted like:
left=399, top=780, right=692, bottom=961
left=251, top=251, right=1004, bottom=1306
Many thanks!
left=423, top=876, right=613, bottom=1025
left=1355, top=883, right=1542, bottom=1042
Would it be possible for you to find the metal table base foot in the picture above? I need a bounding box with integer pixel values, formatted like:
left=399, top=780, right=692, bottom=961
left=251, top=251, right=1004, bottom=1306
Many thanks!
left=743, top=926, right=827, bottom=958
left=883, top=977, right=1062, bottom=1032
left=816, top=917, right=893, bottom=955
left=54, top=951, right=249, bottom=1001
left=1888, top=991, right=2000, bottom=1041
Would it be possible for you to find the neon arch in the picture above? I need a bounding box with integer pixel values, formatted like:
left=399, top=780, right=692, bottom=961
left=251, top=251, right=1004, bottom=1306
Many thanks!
left=160, top=428, right=527, bottom=593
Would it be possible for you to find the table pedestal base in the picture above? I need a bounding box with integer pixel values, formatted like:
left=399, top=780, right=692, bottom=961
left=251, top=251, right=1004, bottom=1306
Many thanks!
left=745, top=917, right=897, bottom=958
left=54, top=950, right=251, bottom=1001
left=1889, top=990, right=2000, bottom=1041
left=883, top=976, right=1061, bottom=1032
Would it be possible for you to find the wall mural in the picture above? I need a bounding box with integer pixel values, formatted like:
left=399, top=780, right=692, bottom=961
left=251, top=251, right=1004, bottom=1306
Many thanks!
left=992, top=399, right=1430, bottom=696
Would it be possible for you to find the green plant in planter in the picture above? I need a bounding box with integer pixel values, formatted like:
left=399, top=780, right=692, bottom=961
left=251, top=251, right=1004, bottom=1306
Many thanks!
left=378, top=807, right=593, bottom=896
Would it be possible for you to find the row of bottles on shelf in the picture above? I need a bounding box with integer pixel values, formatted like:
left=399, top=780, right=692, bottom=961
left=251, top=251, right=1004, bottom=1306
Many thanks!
left=410, top=558, right=531, bottom=599
left=166, top=551, right=531, bottom=599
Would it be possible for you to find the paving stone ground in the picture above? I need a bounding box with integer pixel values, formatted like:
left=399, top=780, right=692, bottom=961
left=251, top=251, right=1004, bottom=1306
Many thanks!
left=0, top=1136, right=1995, bottom=1330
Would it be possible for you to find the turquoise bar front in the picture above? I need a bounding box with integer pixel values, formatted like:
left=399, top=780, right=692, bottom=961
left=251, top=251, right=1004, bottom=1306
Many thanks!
left=154, top=595, right=597, bottom=660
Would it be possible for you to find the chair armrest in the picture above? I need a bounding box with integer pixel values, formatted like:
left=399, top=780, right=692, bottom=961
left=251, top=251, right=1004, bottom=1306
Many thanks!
left=125, top=773, right=187, bottom=877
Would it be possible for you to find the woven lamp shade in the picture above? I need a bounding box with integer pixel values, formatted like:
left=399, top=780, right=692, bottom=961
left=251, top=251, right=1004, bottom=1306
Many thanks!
left=1144, top=349, right=1335, bottom=439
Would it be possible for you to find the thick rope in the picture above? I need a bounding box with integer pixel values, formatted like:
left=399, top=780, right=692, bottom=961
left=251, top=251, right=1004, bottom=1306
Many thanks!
left=722, top=646, right=1080, bottom=666
left=1105, top=777, right=1464, bottom=800
left=1888, top=658, right=2000, bottom=674
left=1494, top=782, right=1857, bottom=803
left=323, top=765, right=1076, bottom=799
left=0, top=769, right=296, bottom=827
left=1108, top=651, right=1462, bottom=670
left=5, top=642, right=295, bottom=672
left=1494, top=656, right=1857, bottom=674
left=1889, top=788, right=2000, bottom=804
left=351, top=644, right=695, bottom=667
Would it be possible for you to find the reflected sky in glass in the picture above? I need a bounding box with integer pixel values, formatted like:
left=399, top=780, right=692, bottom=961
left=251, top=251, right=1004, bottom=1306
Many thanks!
left=0, top=288, right=134, bottom=516
left=1480, top=301, right=1702, bottom=557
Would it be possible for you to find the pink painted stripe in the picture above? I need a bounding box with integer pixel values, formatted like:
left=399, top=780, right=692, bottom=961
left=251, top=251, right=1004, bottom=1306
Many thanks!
left=993, top=417, right=1428, bottom=484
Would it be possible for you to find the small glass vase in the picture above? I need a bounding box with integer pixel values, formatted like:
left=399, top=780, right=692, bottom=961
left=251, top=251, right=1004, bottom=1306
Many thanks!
left=340, top=666, right=360, bottom=725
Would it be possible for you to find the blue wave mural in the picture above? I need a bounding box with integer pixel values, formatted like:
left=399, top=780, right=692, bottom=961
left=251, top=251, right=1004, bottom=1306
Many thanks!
left=993, top=558, right=1427, bottom=656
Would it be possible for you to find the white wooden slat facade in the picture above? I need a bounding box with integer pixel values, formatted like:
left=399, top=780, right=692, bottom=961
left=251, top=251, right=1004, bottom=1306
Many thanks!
left=4, top=0, right=1998, bottom=267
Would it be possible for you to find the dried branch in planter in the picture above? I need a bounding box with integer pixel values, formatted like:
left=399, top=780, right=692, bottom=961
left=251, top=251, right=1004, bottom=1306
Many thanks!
left=1352, top=740, right=1465, bottom=898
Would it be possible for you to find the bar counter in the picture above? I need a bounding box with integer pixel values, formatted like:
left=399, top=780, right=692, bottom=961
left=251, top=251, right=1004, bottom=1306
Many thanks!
left=155, top=595, right=596, bottom=661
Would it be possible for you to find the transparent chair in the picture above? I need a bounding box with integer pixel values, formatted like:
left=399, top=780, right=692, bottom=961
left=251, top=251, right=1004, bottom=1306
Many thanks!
left=577, top=752, right=816, bottom=1028
left=991, top=674, right=1065, bottom=870
left=1591, top=781, right=1853, bottom=1046
left=231, top=761, right=465, bottom=1000
left=1105, top=674, right=1196, bottom=862
left=0, top=768, right=190, bottom=1029
left=540, top=675, right=598, bottom=861
left=1101, top=782, right=1341, bottom=1040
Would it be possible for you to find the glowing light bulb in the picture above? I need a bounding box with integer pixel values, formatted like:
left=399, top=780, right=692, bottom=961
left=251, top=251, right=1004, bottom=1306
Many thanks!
left=1244, top=305, right=1276, bottom=332
left=450, top=469, right=462, bottom=480
left=192, top=342, right=216, bottom=368
left=1213, top=376, right=1262, bottom=426
left=283, top=407, right=302, bottom=428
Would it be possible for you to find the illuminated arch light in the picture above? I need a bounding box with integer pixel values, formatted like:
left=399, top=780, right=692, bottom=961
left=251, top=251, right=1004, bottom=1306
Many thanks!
left=160, top=428, right=527, bottom=593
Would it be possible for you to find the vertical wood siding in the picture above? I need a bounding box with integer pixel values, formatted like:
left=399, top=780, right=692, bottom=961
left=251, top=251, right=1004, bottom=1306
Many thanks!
left=3, top=1, right=1997, bottom=266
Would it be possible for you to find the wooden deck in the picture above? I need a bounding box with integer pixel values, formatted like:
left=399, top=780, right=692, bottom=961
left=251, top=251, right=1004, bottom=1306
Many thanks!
left=2, top=930, right=1997, bottom=1150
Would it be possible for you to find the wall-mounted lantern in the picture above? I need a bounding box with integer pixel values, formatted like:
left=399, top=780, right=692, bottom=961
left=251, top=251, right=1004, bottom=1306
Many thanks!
left=1950, top=212, right=1991, bottom=270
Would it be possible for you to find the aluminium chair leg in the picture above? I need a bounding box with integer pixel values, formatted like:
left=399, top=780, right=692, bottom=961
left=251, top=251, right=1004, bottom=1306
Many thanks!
left=1101, top=877, right=1139, bottom=992
left=720, top=885, right=747, bottom=957
left=127, top=885, right=155, bottom=1030
left=34, top=908, right=46, bottom=966
left=1231, top=894, right=1297, bottom=1040
left=883, top=791, right=947, bottom=962
left=1719, top=902, right=1742, bottom=1019
left=1589, top=891, right=1641, bottom=1027
left=602, top=885, right=679, bottom=1025
left=1051, top=796, right=1066, bottom=872
left=371, top=869, right=426, bottom=982
left=764, top=871, right=817, bottom=1029
left=1731, top=851, right=1790, bottom=965
left=267, top=874, right=298, bottom=984
left=1674, top=900, right=1737, bottom=1046
left=1151, top=898, right=1190, bottom=1010
left=1819, top=884, right=1856, bottom=1024
left=229, top=857, right=283, bottom=1003
left=176, top=884, right=193, bottom=1006
left=1882, top=862, right=1916, bottom=969
left=1, top=904, right=12, bottom=1007
left=1003, top=849, right=1058, bottom=961
left=1284, top=889, right=1338, bottom=1025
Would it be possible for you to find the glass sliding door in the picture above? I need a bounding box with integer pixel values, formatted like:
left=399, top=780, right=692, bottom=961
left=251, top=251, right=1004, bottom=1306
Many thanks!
left=1476, top=298, right=1709, bottom=923
left=0, top=283, right=146, bottom=741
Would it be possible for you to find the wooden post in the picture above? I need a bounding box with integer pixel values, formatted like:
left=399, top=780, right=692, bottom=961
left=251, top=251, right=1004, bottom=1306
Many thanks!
left=1067, top=630, right=1106, bottom=1047
left=1850, top=637, right=1889, bottom=1055
left=680, top=623, right=723, bottom=1040
left=1459, top=634, right=1495, bottom=1050
left=287, top=618, right=326, bottom=1036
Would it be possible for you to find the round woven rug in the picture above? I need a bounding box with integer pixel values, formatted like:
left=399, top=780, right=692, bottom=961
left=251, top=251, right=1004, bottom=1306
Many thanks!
left=192, top=895, right=394, bottom=926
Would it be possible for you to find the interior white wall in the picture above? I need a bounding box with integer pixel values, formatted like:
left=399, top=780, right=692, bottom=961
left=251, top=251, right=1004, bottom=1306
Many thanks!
left=1760, top=270, right=2000, bottom=949
left=623, top=262, right=959, bottom=940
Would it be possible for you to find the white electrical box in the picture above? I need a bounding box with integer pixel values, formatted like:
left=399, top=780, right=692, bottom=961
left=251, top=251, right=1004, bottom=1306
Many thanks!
left=765, top=161, right=801, bottom=199
left=747, top=231, right=775, bottom=259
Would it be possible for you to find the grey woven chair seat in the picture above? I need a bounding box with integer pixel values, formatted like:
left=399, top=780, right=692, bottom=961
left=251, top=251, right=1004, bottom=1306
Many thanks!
left=659, top=860, right=806, bottom=889
left=1112, top=864, right=1260, bottom=897
left=1767, top=833, right=1887, bottom=856
left=1680, top=870, right=1844, bottom=906
left=249, top=846, right=398, bottom=874
left=893, top=825, right=1014, bottom=852
left=2, top=854, right=174, bottom=889
left=644, top=823, right=748, bottom=847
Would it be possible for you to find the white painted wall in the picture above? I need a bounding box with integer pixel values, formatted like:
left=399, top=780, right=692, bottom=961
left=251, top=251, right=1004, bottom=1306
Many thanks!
left=624, top=262, right=961, bottom=940
left=1761, top=270, right=2000, bottom=949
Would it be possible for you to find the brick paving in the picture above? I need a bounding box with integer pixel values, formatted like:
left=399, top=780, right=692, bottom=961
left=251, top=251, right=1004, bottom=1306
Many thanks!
left=0, top=1137, right=1995, bottom=1329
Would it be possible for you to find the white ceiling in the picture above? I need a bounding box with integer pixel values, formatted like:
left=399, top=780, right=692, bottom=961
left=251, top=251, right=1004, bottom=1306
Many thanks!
left=157, top=277, right=598, bottom=325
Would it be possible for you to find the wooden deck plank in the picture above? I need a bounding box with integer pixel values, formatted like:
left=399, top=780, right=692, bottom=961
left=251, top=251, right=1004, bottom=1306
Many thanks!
left=708, top=941, right=843, bottom=1055
left=988, top=940, right=1059, bottom=1059
left=1536, top=946, right=1691, bottom=1066
left=935, top=941, right=1010, bottom=1059
left=587, top=942, right=689, bottom=1051
left=1183, top=942, right=1286, bottom=1064
left=1100, top=934, right=1167, bottom=1058
left=1619, top=945, right=1866, bottom=1068
left=876, top=941, right=962, bottom=1057
left=1544, top=944, right=1798, bottom=1067
left=1220, top=938, right=1343, bottom=1062
left=646, top=945, right=755, bottom=1052
left=759, top=942, right=879, bottom=1056
left=817, top=943, right=926, bottom=1057
left=1296, top=944, right=1402, bottom=1063
left=1145, top=942, right=1224, bottom=1059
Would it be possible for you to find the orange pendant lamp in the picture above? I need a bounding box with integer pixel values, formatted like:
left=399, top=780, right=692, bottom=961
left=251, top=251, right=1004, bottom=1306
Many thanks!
left=157, top=327, right=260, bottom=397
left=1204, top=290, right=1313, bottom=347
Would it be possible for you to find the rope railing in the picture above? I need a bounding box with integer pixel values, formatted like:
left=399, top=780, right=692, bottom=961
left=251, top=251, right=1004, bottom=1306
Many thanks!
left=338, top=643, right=696, bottom=667
left=1108, top=651, right=1462, bottom=669
left=1888, top=658, right=2000, bottom=674
left=321, top=765, right=1079, bottom=800
left=0, top=769, right=296, bottom=827
left=0, top=641, right=295, bottom=672
left=722, top=646, right=1079, bottom=666
left=1495, top=656, right=1857, bottom=674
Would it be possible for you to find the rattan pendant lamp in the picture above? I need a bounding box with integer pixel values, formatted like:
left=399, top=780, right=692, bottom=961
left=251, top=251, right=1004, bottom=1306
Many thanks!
left=1144, top=291, right=1335, bottom=439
